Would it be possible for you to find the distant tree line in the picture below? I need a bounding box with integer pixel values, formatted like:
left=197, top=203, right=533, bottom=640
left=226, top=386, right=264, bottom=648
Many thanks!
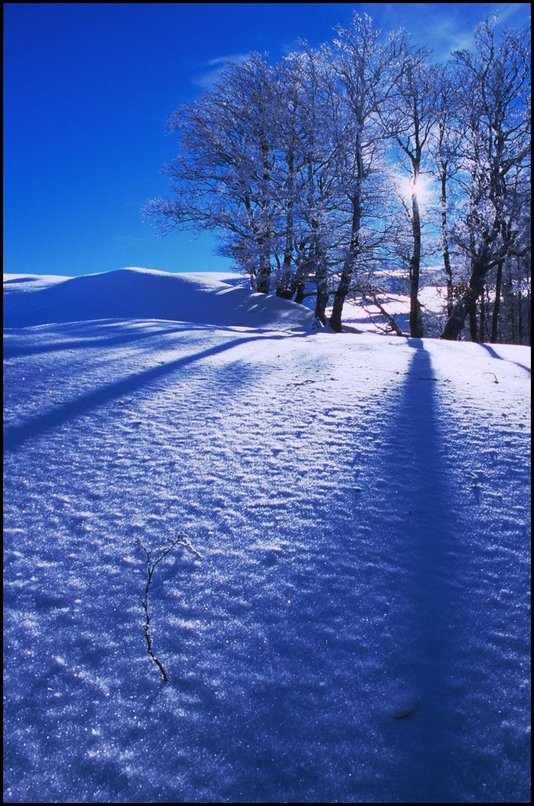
left=146, top=13, right=531, bottom=343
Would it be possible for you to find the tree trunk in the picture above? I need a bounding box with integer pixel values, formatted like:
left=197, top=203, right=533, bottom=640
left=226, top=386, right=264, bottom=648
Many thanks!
left=276, top=248, right=294, bottom=299
left=442, top=263, right=485, bottom=340
left=276, top=143, right=296, bottom=300
left=329, top=266, right=351, bottom=332
left=293, top=258, right=306, bottom=305
left=276, top=286, right=294, bottom=300
left=490, top=259, right=503, bottom=343
left=469, top=301, right=479, bottom=342
left=367, top=295, right=404, bottom=336
left=329, top=185, right=362, bottom=333
left=479, top=289, right=486, bottom=342
left=256, top=251, right=271, bottom=294
left=310, top=237, right=328, bottom=323
left=440, top=171, right=454, bottom=316
left=517, top=293, right=523, bottom=344
left=314, top=262, right=329, bottom=324
left=409, top=189, right=424, bottom=338
left=294, top=285, right=305, bottom=305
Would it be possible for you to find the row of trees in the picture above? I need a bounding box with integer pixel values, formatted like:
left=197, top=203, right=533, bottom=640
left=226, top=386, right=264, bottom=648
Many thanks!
left=146, top=13, right=530, bottom=342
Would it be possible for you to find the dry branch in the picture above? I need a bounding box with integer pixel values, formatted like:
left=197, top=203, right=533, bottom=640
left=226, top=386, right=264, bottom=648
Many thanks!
left=137, top=535, right=201, bottom=683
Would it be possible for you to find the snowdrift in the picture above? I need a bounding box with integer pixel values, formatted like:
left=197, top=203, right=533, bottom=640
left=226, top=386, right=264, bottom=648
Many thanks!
left=3, top=267, right=314, bottom=330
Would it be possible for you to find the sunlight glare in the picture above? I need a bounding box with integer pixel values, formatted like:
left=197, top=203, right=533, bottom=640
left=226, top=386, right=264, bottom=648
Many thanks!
left=396, top=173, right=433, bottom=206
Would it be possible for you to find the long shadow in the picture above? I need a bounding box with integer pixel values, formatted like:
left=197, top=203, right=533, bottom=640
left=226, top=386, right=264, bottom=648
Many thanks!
left=3, top=333, right=284, bottom=453
left=477, top=342, right=531, bottom=375
left=376, top=339, right=461, bottom=802
left=4, top=319, right=309, bottom=359
left=150, top=339, right=464, bottom=804
left=3, top=323, right=191, bottom=359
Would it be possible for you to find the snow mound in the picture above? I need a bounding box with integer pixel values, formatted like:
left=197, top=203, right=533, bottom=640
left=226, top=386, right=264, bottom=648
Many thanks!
left=3, top=267, right=314, bottom=330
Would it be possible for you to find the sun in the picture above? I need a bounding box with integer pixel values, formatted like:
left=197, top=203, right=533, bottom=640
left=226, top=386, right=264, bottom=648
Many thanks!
left=395, top=173, right=433, bottom=207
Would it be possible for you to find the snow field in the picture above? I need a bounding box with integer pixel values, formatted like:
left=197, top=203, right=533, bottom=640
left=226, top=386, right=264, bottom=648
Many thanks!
left=3, top=270, right=531, bottom=803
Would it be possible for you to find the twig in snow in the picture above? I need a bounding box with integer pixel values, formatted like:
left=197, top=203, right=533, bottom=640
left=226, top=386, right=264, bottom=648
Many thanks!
left=483, top=372, right=499, bottom=384
left=136, top=534, right=201, bottom=683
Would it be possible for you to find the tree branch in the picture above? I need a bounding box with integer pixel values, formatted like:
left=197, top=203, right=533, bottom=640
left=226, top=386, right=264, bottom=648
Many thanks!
left=136, top=535, right=202, bottom=683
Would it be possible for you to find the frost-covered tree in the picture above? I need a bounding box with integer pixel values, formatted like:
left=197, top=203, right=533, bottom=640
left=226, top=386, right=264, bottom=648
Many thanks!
left=145, top=12, right=529, bottom=342
left=441, top=17, right=531, bottom=341
left=379, top=34, right=440, bottom=338
left=427, top=64, right=466, bottom=317
left=146, top=53, right=279, bottom=293
left=269, top=47, right=342, bottom=317
left=326, top=13, right=397, bottom=332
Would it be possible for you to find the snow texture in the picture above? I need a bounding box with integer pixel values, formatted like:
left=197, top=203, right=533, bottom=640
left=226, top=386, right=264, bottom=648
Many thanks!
left=3, top=268, right=531, bottom=803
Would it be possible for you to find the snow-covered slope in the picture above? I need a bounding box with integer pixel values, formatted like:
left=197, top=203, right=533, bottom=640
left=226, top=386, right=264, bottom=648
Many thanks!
left=3, top=267, right=314, bottom=330
left=3, top=269, right=531, bottom=803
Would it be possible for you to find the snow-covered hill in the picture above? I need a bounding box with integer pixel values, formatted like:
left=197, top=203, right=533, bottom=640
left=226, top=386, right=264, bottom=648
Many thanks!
left=3, top=268, right=531, bottom=803
left=3, top=267, right=314, bottom=330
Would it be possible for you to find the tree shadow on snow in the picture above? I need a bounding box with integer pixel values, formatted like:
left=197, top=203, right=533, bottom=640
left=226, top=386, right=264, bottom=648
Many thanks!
left=3, top=321, right=195, bottom=359
left=374, top=337, right=465, bottom=802
left=154, top=339, right=468, bottom=804
left=3, top=319, right=292, bottom=359
left=477, top=342, right=531, bottom=375
left=3, top=333, right=286, bottom=452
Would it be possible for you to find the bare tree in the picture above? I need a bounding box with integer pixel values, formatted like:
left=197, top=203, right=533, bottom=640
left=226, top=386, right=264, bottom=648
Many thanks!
left=145, top=12, right=529, bottom=343
left=428, top=65, right=465, bottom=317
left=441, top=17, right=530, bottom=340
left=146, top=53, right=279, bottom=293
left=379, top=35, right=439, bottom=338
left=326, top=13, right=396, bottom=332
left=270, top=47, right=341, bottom=317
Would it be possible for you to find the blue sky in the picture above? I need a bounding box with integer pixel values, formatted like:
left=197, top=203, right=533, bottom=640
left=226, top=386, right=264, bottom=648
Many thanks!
left=4, top=2, right=531, bottom=277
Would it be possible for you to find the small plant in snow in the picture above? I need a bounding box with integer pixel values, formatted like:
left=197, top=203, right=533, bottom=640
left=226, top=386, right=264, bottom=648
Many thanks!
left=136, top=535, right=201, bottom=683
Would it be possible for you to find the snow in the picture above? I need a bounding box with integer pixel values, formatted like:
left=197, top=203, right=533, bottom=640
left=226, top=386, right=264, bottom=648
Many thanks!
left=3, top=267, right=312, bottom=330
left=339, top=285, right=452, bottom=337
left=3, top=267, right=531, bottom=803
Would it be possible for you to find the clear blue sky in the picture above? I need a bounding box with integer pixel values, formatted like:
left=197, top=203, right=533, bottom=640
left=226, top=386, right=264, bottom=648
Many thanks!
left=4, top=2, right=530, bottom=276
